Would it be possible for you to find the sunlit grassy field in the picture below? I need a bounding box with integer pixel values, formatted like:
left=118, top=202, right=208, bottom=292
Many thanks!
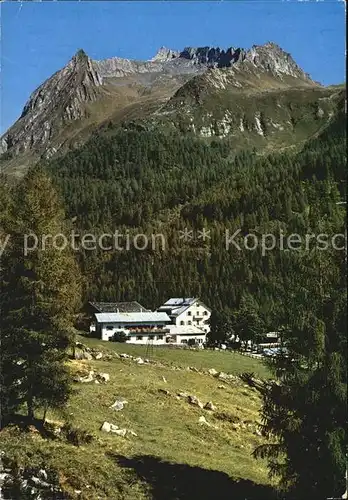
left=1, top=337, right=277, bottom=500
left=82, top=336, right=270, bottom=378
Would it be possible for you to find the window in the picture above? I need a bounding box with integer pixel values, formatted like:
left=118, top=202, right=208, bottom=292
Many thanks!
left=136, top=335, right=143, bottom=341
left=188, top=311, right=192, bottom=316
left=158, top=335, right=163, bottom=340
left=180, top=320, right=184, bottom=325
left=181, top=339, right=188, bottom=344
left=188, top=321, right=192, bottom=325
left=106, top=326, right=114, bottom=330
left=203, top=311, right=208, bottom=316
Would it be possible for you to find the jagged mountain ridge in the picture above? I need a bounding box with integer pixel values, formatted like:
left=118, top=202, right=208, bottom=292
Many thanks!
left=1, top=43, right=313, bottom=155
left=151, top=42, right=313, bottom=80
left=1, top=41, right=340, bottom=179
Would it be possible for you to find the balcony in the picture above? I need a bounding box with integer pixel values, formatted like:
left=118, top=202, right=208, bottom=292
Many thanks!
left=126, top=326, right=169, bottom=335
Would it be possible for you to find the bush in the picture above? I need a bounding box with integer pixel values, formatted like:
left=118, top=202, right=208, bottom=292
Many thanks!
left=62, top=424, right=93, bottom=446
left=111, top=331, right=127, bottom=343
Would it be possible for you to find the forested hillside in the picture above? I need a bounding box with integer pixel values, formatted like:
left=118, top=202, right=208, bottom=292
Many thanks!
left=41, top=97, right=346, bottom=337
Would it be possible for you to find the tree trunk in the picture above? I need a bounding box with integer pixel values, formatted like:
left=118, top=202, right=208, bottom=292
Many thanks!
left=27, top=396, right=34, bottom=421
left=43, top=406, right=48, bottom=422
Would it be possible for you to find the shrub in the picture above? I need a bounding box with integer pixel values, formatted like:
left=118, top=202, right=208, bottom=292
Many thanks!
left=111, top=331, right=127, bottom=343
left=62, top=424, right=93, bottom=446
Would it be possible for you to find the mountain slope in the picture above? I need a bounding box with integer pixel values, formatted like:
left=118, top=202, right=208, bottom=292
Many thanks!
left=154, top=68, right=340, bottom=148
left=41, top=95, right=345, bottom=313
left=0, top=338, right=274, bottom=500
left=0, top=42, right=327, bottom=178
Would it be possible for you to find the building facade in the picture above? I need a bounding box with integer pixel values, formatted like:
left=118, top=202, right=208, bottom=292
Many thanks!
left=166, top=324, right=207, bottom=346
left=157, top=298, right=211, bottom=334
left=89, top=301, right=149, bottom=334
left=93, top=298, right=211, bottom=345
left=95, top=311, right=171, bottom=343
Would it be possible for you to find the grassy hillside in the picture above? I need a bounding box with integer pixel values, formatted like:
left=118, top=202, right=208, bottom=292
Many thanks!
left=82, top=337, right=270, bottom=378
left=1, top=339, right=278, bottom=500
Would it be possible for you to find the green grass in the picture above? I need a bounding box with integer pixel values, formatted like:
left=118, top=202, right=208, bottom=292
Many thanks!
left=1, top=338, right=276, bottom=500
left=82, top=336, right=270, bottom=378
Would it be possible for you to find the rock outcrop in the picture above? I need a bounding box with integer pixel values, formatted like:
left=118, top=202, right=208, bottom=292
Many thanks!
left=151, top=46, right=180, bottom=62
left=1, top=49, right=103, bottom=156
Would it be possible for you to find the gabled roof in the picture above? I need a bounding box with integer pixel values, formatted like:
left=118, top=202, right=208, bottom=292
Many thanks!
left=95, top=312, right=171, bottom=324
left=157, top=297, right=211, bottom=317
left=89, top=301, right=149, bottom=313
left=164, top=298, right=197, bottom=306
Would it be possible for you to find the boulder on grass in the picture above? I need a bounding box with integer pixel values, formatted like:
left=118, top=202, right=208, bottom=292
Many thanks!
left=177, top=392, right=189, bottom=398
left=100, top=422, right=111, bottom=433
left=97, top=372, right=110, bottom=383
left=82, top=352, right=93, bottom=361
left=113, top=428, right=127, bottom=437
left=158, top=388, right=170, bottom=395
left=204, top=401, right=216, bottom=411
left=78, top=370, right=95, bottom=383
left=188, top=395, right=204, bottom=409
left=109, top=399, right=128, bottom=411
left=198, top=416, right=211, bottom=427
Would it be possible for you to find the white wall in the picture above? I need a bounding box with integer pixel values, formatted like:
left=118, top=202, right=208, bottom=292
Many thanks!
left=126, top=334, right=167, bottom=345
left=175, top=301, right=211, bottom=333
left=101, top=326, right=122, bottom=341
left=100, top=322, right=169, bottom=343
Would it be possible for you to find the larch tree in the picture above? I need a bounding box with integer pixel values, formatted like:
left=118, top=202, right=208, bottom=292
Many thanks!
left=0, top=167, right=82, bottom=424
left=254, top=245, right=347, bottom=500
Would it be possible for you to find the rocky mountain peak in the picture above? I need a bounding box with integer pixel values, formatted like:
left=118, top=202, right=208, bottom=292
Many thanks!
left=19, top=49, right=102, bottom=121
left=143, top=42, right=312, bottom=82
left=243, top=42, right=312, bottom=80
left=74, top=48, right=89, bottom=61
left=151, top=46, right=180, bottom=62
left=2, top=49, right=103, bottom=157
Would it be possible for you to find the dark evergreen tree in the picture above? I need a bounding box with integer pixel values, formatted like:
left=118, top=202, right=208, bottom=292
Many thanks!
left=207, top=309, right=235, bottom=345
left=254, top=248, right=347, bottom=499
left=0, top=168, right=82, bottom=423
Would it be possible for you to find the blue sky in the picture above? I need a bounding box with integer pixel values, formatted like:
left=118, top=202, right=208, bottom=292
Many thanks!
left=1, top=1, right=345, bottom=134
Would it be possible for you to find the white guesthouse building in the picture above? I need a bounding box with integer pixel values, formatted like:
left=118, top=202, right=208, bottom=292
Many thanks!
left=95, top=311, right=171, bottom=343
left=157, top=297, right=211, bottom=345
left=93, top=297, right=211, bottom=345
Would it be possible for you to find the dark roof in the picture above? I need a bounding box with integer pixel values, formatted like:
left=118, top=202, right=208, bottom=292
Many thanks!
left=89, top=301, right=149, bottom=313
